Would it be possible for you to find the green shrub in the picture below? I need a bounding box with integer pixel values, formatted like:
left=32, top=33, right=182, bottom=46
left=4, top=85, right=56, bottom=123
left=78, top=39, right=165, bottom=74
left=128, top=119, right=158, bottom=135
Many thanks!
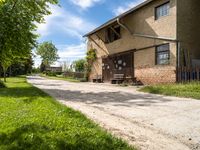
left=46, top=71, right=63, bottom=77
left=46, top=72, right=57, bottom=77
left=80, top=78, right=87, bottom=82
left=56, top=72, right=63, bottom=75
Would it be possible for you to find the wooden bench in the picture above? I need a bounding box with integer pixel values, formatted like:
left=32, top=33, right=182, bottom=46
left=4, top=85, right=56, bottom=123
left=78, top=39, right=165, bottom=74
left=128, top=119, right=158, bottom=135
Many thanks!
left=93, top=75, right=103, bottom=83
left=111, top=74, right=124, bottom=84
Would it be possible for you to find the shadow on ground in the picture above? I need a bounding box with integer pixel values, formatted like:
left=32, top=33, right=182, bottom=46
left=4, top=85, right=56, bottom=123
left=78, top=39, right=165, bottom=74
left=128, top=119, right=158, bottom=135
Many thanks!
left=27, top=76, right=173, bottom=107
left=42, top=88, right=173, bottom=107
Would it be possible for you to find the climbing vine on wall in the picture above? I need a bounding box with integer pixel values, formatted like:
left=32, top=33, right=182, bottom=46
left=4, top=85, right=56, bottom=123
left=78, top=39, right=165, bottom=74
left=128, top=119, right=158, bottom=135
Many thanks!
left=85, top=49, right=97, bottom=80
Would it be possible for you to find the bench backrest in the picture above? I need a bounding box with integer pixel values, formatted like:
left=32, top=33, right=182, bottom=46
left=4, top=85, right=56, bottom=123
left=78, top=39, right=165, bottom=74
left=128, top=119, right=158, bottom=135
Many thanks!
left=113, top=74, right=124, bottom=79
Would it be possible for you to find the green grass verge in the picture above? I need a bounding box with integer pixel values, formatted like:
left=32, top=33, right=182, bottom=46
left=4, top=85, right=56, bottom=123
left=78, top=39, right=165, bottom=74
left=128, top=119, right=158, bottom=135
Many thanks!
left=0, top=77, right=134, bottom=150
left=41, top=74, right=81, bottom=83
left=140, top=82, right=200, bottom=100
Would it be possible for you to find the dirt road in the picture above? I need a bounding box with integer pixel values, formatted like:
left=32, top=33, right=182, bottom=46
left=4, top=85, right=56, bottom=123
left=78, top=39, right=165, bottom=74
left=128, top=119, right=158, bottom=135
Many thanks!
left=28, top=76, right=200, bottom=150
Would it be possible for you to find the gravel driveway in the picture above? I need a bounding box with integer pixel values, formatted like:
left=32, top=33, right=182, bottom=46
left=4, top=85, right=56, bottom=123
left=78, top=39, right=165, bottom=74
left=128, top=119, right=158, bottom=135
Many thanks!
left=28, top=76, right=200, bottom=150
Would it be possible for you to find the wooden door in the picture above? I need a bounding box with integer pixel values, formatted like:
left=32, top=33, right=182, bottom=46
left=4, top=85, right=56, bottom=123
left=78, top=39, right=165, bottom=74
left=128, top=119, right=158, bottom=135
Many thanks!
left=102, top=51, right=134, bottom=82
left=102, top=57, right=113, bottom=82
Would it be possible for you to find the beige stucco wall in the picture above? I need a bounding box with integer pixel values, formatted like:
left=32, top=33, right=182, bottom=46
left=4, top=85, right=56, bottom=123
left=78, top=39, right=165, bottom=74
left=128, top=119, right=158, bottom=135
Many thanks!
left=177, top=0, right=200, bottom=61
left=88, top=0, right=177, bottom=84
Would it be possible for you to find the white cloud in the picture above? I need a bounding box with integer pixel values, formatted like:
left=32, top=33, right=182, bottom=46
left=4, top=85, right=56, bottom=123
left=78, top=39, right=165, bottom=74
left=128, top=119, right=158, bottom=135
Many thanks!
left=57, top=43, right=87, bottom=61
left=69, top=0, right=102, bottom=9
left=113, top=0, right=145, bottom=16
left=33, top=43, right=87, bottom=67
left=34, top=5, right=93, bottom=67
left=36, top=5, right=96, bottom=39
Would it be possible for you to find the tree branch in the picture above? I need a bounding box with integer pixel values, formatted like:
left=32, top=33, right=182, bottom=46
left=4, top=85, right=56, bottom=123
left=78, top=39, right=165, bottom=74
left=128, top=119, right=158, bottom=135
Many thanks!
left=11, top=0, right=19, bottom=12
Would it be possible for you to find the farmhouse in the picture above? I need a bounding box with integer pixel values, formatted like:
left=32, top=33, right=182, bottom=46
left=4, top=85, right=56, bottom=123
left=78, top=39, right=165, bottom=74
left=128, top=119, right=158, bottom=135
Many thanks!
left=84, top=0, right=200, bottom=84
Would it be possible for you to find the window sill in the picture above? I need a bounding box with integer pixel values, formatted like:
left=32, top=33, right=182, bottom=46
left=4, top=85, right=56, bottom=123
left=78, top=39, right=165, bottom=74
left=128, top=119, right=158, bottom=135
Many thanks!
left=105, top=38, right=122, bottom=44
left=155, top=63, right=170, bottom=66
left=155, top=14, right=170, bottom=21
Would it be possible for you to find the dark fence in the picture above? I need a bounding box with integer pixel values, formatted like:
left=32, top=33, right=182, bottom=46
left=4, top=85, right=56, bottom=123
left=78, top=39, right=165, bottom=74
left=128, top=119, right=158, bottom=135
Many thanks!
left=177, top=67, right=200, bottom=82
left=63, top=72, right=85, bottom=79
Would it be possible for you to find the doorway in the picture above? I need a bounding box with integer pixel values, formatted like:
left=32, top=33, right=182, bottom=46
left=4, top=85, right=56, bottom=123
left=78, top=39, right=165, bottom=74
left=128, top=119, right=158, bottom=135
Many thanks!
left=102, top=51, right=134, bottom=82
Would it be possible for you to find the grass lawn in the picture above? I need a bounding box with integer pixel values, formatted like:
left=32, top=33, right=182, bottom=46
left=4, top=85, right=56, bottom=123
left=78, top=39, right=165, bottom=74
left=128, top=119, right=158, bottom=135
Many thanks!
left=0, top=77, right=135, bottom=150
left=140, top=82, right=200, bottom=100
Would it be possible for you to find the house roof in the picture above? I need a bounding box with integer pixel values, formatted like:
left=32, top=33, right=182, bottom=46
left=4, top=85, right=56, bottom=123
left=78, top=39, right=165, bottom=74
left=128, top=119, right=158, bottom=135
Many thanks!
left=83, top=0, right=154, bottom=37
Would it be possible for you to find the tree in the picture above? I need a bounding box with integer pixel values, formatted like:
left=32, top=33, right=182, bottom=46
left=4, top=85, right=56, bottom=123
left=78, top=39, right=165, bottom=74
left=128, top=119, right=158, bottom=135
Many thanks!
left=40, top=62, right=46, bottom=73
left=0, top=0, right=58, bottom=82
left=0, top=54, right=34, bottom=78
left=36, top=42, right=59, bottom=68
left=73, top=59, right=86, bottom=72
left=7, top=56, right=34, bottom=76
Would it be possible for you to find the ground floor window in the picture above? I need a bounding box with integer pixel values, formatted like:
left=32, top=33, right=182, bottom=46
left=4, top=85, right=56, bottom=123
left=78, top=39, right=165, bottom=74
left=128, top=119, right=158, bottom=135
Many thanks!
left=156, top=44, right=170, bottom=65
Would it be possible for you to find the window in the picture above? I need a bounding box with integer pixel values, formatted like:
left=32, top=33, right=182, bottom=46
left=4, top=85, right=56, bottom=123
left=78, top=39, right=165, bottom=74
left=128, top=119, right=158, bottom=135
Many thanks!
left=155, top=2, right=170, bottom=20
left=156, top=44, right=170, bottom=65
left=105, top=25, right=121, bottom=43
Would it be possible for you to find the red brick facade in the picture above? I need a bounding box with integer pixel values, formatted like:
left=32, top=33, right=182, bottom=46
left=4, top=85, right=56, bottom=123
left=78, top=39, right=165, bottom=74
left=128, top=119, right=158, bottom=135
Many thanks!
left=135, top=66, right=176, bottom=85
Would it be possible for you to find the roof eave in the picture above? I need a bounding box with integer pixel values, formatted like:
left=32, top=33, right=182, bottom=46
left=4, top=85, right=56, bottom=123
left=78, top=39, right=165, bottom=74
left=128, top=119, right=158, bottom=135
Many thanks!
left=83, top=0, right=154, bottom=37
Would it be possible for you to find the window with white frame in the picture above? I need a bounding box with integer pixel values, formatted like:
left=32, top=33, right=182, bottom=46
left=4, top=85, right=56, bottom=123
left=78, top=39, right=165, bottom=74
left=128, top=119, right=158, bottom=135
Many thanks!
left=155, top=2, right=170, bottom=20
left=156, top=44, right=170, bottom=65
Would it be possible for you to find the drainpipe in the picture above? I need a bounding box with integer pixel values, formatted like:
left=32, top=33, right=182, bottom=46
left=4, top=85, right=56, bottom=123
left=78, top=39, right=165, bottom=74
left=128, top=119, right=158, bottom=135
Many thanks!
left=117, top=18, right=177, bottom=42
left=176, top=41, right=180, bottom=83
left=117, top=18, right=133, bottom=34
left=177, top=41, right=181, bottom=68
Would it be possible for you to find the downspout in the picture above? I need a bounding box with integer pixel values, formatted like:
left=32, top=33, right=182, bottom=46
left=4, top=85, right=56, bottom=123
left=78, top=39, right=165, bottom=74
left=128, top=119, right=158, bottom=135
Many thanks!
left=176, top=41, right=181, bottom=83
left=117, top=18, right=177, bottom=42
left=177, top=41, right=181, bottom=68
left=117, top=18, right=133, bottom=34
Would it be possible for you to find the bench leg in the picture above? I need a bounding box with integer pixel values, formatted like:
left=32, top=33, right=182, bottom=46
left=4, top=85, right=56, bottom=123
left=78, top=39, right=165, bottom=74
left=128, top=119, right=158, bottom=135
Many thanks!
left=111, top=80, right=116, bottom=84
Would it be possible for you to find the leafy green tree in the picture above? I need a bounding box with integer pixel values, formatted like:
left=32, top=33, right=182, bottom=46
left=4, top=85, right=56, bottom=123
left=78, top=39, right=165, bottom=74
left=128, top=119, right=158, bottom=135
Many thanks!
left=24, top=56, right=34, bottom=74
left=36, top=42, right=60, bottom=68
left=73, top=59, right=86, bottom=72
left=0, top=54, right=34, bottom=77
left=0, top=0, right=58, bottom=82
left=40, top=62, right=46, bottom=73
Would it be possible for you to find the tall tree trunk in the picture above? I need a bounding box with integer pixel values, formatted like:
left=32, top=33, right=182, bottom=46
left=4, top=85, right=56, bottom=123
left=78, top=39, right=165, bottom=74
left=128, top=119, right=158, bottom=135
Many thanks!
left=2, top=66, right=8, bottom=83
left=3, top=70, right=6, bottom=82
left=0, top=66, right=2, bottom=81
left=9, top=66, right=12, bottom=77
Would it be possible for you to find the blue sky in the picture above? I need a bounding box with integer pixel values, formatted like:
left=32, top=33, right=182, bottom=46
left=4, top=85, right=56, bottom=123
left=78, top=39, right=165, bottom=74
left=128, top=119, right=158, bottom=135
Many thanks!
left=34, top=0, right=145, bottom=67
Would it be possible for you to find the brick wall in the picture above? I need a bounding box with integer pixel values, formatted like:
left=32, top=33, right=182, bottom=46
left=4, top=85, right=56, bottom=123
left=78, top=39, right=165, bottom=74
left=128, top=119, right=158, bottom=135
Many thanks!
left=135, top=66, right=176, bottom=85
left=134, top=43, right=177, bottom=84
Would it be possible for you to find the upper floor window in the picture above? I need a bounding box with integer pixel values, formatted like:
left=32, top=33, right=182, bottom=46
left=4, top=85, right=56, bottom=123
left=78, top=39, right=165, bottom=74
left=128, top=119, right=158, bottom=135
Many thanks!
left=155, top=2, right=170, bottom=20
left=156, top=44, right=170, bottom=65
left=105, top=25, right=121, bottom=43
